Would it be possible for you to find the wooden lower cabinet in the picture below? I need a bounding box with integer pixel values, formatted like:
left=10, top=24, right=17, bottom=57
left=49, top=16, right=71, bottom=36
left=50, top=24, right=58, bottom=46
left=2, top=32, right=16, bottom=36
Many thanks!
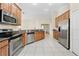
left=34, top=31, right=45, bottom=41
left=53, top=30, right=59, bottom=40
left=0, top=48, right=1, bottom=56
left=21, top=33, right=27, bottom=47
left=1, top=45, right=8, bottom=56
left=0, top=40, right=8, bottom=56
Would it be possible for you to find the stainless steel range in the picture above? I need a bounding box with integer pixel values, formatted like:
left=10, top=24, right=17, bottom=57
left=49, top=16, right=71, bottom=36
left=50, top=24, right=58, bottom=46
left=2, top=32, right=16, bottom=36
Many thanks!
left=9, top=33, right=22, bottom=56
left=0, top=29, right=23, bottom=56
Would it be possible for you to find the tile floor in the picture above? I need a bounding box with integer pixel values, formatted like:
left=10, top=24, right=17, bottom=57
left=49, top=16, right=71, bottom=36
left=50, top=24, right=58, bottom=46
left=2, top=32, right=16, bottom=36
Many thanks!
left=18, top=36, right=75, bottom=56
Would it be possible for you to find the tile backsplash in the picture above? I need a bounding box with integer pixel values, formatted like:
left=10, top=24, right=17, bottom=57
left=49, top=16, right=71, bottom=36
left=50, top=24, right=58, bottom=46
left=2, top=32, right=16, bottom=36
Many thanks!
left=0, top=24, right=20, bottom=31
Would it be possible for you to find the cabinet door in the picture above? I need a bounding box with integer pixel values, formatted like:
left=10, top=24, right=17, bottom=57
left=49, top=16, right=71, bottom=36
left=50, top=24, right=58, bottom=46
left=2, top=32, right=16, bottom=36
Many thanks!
left=62, top=10, right=70, bottom=20
left=8, top=3, right=12, bottom=14
left=35, top=32, right=39, bottom=41
left=35, top=32, right=44, bottom=41
left=18, top=9, right=21, bottom=25
left=16, top=7, right=21, bottom=25
left=40, top=32, right=44, bottom=39
left=55, top=17, right=58, bottom=27
left=22, top=33, right=27, bottom=46
left=38, top=32, right=43, bottom=40
left=1, top=3, right=9, bottom=12
left=40, top=32, right=43, bottom=39
left=2, top=45, right=8, bottom=56
left=12, top=4, right=21, bottom=25
left=12, top=4, right=17, bottom=18
left=1, top=3, right=12, bottom=14
left=0, top=48, right=2, bottom=56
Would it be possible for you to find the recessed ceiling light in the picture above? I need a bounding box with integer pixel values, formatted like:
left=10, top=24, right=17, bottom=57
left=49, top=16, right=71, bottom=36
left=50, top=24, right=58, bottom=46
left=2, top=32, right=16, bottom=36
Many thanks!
left=32, top=3, right=38, bottom=6
left=44, top=9, right=49, bottom=12
left=48, top=3, right=53, bottom=6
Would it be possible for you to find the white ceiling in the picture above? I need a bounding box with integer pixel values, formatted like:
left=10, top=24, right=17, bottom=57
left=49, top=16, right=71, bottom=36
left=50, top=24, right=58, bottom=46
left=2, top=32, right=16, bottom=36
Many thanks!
left=18, top=3, right=69, bottom=20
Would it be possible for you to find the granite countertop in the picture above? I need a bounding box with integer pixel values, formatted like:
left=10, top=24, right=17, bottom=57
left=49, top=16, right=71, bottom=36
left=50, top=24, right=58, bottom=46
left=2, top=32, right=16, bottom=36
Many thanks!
left=0, top=30, right=25, bottom=42
left=0, top=30, right=44, bottom=42
left=0, top=38, right=9, bottom=42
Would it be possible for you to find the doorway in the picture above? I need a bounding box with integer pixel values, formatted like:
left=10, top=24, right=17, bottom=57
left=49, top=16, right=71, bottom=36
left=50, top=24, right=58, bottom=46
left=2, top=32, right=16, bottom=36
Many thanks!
left=41, top=24, right=50, bottom=37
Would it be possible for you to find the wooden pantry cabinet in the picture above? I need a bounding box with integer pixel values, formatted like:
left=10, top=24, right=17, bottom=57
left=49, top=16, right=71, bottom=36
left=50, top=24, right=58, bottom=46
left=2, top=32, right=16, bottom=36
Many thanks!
left=55, top=10, right=70, bottom=27
left=0, top=3, right=22, bottom=25
left=0, top=40, right=8, bottom=56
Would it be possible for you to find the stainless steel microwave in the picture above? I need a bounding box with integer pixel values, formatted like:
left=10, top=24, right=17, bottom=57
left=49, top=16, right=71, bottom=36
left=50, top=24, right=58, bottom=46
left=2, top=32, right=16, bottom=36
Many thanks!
left=0, top=10, right=16, bottom=24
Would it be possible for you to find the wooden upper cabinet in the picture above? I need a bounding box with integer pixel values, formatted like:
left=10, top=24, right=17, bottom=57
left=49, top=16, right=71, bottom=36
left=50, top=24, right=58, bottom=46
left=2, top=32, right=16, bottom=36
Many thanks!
left=11, top=4, right=17, bottom=17
left=58, top=15, right=62, bottom=21
left=55, top=10, right=70, bottom=27
left=62, top=10, right=70, bottom=20
left=0, top=3, right=22, bottom=26
left=8, top=3, right=12, bottom=14
left=1, top=3, right=9, bottom=12
left=11, top=4, right=21, bottom=25
left=0, top=3, right=12, bottom=14
left=55, top=17, right=58, bottom=28
left=16, top=6, right=21, bottom=25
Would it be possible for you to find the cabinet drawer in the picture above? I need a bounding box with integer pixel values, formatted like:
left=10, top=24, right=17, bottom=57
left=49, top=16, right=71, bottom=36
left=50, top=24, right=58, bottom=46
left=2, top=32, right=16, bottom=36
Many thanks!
left=0, top=40, right=8, bottom=48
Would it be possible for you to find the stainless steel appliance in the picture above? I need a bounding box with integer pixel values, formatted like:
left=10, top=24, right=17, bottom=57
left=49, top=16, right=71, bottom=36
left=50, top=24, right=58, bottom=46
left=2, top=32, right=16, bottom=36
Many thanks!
left=0, top=29, right=23, bottom=56
left=0, top=29, right=13, bottom=38
left=58, top=19, right=70, bottom=50
left=0, top=9, right=16, bottom=24
left=27, top=30, right=35, bottom=44
left=9, top=34, right=22, bottom=56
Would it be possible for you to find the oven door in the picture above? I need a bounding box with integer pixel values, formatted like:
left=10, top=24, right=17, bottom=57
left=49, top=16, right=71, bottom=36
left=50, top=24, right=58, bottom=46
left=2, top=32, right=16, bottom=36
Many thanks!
left=9, top=34, right=22, bottom=56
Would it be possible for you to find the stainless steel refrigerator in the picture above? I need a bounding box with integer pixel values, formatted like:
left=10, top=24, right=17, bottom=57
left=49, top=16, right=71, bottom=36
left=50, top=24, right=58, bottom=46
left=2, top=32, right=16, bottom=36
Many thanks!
left=58, top=19, right=70, bottom=50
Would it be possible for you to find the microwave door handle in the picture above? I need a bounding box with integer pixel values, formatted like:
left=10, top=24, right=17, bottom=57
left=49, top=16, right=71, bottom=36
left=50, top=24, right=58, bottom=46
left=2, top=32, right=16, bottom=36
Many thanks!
left=59, top=27, right=61, bottom=32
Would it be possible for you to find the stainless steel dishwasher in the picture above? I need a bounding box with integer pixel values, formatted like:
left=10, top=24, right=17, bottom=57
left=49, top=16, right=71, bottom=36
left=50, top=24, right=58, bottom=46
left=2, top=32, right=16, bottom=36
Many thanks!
left=27, top=32, right=35, bottom=44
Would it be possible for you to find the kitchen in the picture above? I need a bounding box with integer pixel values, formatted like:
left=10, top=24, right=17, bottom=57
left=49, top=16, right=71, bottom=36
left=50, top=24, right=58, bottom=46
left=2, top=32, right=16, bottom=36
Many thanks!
left=0, top=3, right=79, bottom=56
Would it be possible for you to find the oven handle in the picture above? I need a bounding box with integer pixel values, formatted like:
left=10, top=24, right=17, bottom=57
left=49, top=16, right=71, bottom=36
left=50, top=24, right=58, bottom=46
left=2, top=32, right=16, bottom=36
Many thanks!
left=9, top=34, right=22, bottom=40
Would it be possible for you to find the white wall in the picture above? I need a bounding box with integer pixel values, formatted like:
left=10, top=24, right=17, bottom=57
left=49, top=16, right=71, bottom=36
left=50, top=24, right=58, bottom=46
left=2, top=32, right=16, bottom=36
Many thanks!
left=70, top=3, right=79, bottom=55
left=21, top=14, right=51, bottom=30
left=56, top=4, right=70, bottom=17
left=50, top=12, right=57, bottom=37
